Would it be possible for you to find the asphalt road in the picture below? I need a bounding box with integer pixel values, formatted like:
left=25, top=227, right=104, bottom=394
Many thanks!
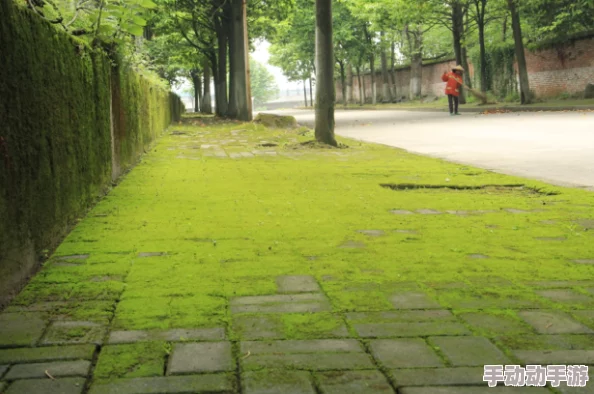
left=262, top=108, right=594, bottom=191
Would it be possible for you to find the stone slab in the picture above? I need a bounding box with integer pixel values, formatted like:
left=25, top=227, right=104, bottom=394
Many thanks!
left=354, top=322, right=470, bottom=338
left=89, top=374, right=234, bottom=394
left=0, top=345, right=95, bottom=364
left=346, top=310, right=456, bottom=323
left=168, top=342, right=234, bottom=374
left=391, top=367, right=484, bottom=386
left=243, top=370, right=315, bottom=394
left=231, top=302, right=331, bottom=314
left=536, top=289, right=594, bottom=305
left=233, top=316, right=284, bottom=340
left=467, top=254, right=489, bottom=259
left=369, top=339, right=443, bottom=368
left=518, top=311, right=594, bottom=334
left=457, top=313, right=533, bottom=335
left=398, top=387, right=548, bottom=393
left=357, top=230, right=386, bottom=237
left=390, top=210, right=414, bottom=215
left=390, top=292, right=442, bottom=309
left=505, top=209, right=531, bottom=214
left=42, top=321, right=106, bottom=345
left=276, top=276, right=320, bottom=293
left=137, top=252, right=166, bottom=257
left=0, top=313, right=47, bottom=347
left=242, top=352, right=374, bottom=371
left=0, top=382, right=5, bottom=393
left=573, top=259, right=594, bottom=265
left=416, top=209, right=441, bottom=215
left=5, top=378, right=86, bottom=394
left=241, top=339, right=363, bottom=354
left=429, top=337, right=509, bottom=366
left=109, top=327, right=225, bottom=344
left=339, top=240, right=366, bottom=249
left=317, top=370, right=394, bottom=393
left=231, top=293, right=326, bottom=306
left=513, top=350, right=594, bottom=364
left=0, top=365, right=7, bottom=378
left=58, top=255, right=90, bottom=260
left=4, top=360, right=91, bottom=380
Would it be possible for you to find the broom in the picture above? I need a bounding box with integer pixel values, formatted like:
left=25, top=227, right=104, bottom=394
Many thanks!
left=461, top=83, right=488, bottom=104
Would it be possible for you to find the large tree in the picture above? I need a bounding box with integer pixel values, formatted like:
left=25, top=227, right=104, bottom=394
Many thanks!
left=507, top=0, right=531, bottom=104
left=314, top=0, right=337, bottom=146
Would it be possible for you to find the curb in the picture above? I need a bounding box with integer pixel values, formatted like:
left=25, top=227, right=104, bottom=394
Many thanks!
left=327, top=105, right=594, bottom=113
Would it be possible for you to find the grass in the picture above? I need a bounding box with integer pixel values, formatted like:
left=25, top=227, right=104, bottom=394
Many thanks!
left=5, top=114, right=594, bottom=384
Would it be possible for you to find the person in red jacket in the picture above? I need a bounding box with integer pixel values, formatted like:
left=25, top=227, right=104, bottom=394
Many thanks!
left=442, top=65, right=464, bottom=116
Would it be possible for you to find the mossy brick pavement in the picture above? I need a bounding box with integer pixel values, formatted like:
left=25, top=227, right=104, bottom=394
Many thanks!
left=1, top=115, right=594, bottom=393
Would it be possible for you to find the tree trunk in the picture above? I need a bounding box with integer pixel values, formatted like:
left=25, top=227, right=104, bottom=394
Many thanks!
left=338, top=60, right=347, bottom=107
left=309, top=77, right=313, bottom=107
left=451, top=1, right=466, bottom=104
left=230, top=0, right=251, bottom=120
left=190, top=69, right=201, bottom=113
left=227, top=2, right=238, bottom=119
left=346, top=64, right=353, bottom=104
left=380, top=31, right=392, bottom=103
left=462, top=10, right=472, bottom=89
left=390, top=41, right=397, bottom=101
left=475, top=0, right=489, bottom=92
left=214, top=17, right=229, bottom=117
left=303, top=79, right=308, bottom=106
left=408, top=28, right=422, bottom=100
left=356, top=66, right=364, bottom=105
left=370, top=56, right=376, bottom=104
left=202, top=60, right=213, bottom=114
left=314, top=0, right=337, bottom=146
left=508, top=0, right=532, bottom=104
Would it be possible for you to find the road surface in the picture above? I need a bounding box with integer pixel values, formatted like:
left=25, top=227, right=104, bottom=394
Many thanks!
left=263, top=109, right=594, bottom=190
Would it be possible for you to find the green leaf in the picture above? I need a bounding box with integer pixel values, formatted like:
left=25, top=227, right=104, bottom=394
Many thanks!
left=139, top=0, right=158, bottom=9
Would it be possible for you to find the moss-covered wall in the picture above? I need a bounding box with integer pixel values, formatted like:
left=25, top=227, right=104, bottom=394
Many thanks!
left=0, top=0, right=183, bottom=305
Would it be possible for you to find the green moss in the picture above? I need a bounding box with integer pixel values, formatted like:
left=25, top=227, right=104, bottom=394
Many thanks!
left=282, top=313, right=347, bottom=339
left=93, top=342, right=167, bottom=381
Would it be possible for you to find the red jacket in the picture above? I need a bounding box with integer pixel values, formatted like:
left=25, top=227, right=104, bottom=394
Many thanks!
left=442, top=72, right=463, bottom=97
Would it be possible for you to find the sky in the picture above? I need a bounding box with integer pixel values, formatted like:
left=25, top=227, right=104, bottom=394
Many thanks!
left=174, top=39, right=304, bottom=98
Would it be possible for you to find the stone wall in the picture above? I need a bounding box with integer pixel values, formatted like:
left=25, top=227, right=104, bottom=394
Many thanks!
left=0, top=0, right=183, bottom=306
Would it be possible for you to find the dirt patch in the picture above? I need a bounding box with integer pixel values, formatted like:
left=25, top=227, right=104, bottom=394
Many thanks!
left=285, top=140, right=349, bottom=150
left=380, top=183, right=559, bottom=196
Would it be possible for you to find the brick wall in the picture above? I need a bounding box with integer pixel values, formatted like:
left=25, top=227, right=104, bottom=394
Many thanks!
left=336, top=35, right=594, bottom=102
left=522, top=36, right=594, bottom=97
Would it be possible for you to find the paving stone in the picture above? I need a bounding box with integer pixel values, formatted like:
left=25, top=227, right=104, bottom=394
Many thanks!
left=518, top=311, right=594, bottom=334
left=242, top=352, right=375, bottom=371
left=317, top=370, right=394, bottom=393
left=243, top=370, right=315, bottom=394
left=0, top=345, right=95, bottom=364
left=276, top=276, right=320, bottom=293
left=0, top=364, right=7, bottom=378
left=233, top=315, right=284, bottom=340
left=0, top=382, right=5, bottom=393
left=42, top=321, right=106, bottom=345
left=5, top=378, right=86, bottom=394
left=573, top=259, right=594, bottom=265
left=109, top=327, right=225, bottom=344
left=505, top=208, right=531, bottom=214
left=231, top=293, right=331, bottom=314
left=576, top=219, right=594, bottom=229
left=536, top=289, right=594, bottom=305
left=429, top=336, right=509, bottom=366
left=229, top=153, right=243, bottom=158
left=4, top=360, right=91, bottom=380
left=57, top=255, right=90, bottom=260
left=0, top=313, right=47, bottom=347
left=535, top=236, right=566, bottom=241
left=347, top=310, right=456, bottom=323
left=445, top=210, right=470, bottom=216
left=416, top=209, right=441, bottom=215
left=528, top=280, right=594, bottom=288
left=354, top=322, right=470, bottom=338
left=390, top=292, right=442, bottom=309
left=390, top=367, right=484, bottom=386
left=240, top=152, right=254, bottom=158
left=89, top=374, right=234, bottom=394
left=398, top=387, right=548, bottom=393
left=393, top=229, right=418, bottom=234
left=467, top=254, right=489, bottom=259
left=457, top=313, right=534, bottom=335
left=357, top=230, right=385, bottom=237
left=390, top=210, right=414, bottom=215
left=168, top=342, right=233, bottom=374
left=513, top=350, right=594, bottom=364
left=241, top=339, right=364, bottom=354
left=369, top=339, right=443, bottom=368
left=339, top=240, right=366, bottom=249
left=137, top=252, right=166, bottom=257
